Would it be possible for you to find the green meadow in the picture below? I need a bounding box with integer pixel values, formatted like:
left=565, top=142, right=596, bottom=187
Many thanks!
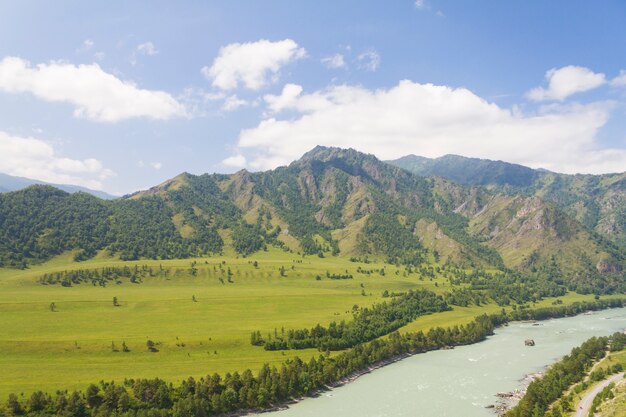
left=0, top=248, right=602, bottom=399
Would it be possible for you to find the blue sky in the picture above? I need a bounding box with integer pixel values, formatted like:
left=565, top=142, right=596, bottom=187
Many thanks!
left=0, top=1, right=625, bottom=194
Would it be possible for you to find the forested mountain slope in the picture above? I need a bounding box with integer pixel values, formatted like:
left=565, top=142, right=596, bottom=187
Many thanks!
left=0, top=147, right=623, bottom=287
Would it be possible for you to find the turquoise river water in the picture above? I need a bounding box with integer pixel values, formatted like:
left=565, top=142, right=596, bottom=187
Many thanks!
left=253, top=307, right=626, bottom=417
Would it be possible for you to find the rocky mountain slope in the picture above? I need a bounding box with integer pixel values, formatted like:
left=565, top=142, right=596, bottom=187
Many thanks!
left=388, top=154, right=626, bottom=247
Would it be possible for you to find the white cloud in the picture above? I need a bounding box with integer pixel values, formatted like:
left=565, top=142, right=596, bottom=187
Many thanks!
left=527, top=65, right=606, bottom=101
left=357, top=50, right=380, bottom=72
left=93, top=52, right=105, bottom=61
left=611, top=70, right=626, bottom=87
left=264, top=83, right=303, bottom=113
left=137, top=42, right=159, bottom=56
left=229, top=80, right=625, bottom=174
left=222, top=95, right=250, bottom=111
left=0, top=56, right=186, bottom=122
left=414, top=0, right=427, bottom=9
left=150, top=162, right=162, bottom=170
left=0, top=131, right=114, bottom=189
left=222, top=154, right=247, bottom=169
left=202, top=39, right=306, bottom=90
left=321, top=53, right=346, bottom=69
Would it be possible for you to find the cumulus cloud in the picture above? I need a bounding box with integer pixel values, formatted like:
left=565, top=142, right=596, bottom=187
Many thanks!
left=527, top=65, right=606, bottom=101
left=150, top=162, right=162, bottom=170
left=263, top=83, right=304, bottom=113
left=414, top=0, right=427, bottom=9
left=357, top=50, right=380, bottom=72
left=0, top=131, right=114, bottom=189
left=0, top=56, right=186, bottom=122
left=321, top=53, right=346, bottom=69
left=202, top=39, right=306, bottom=90
left=228, top=80, right=624, bottom=174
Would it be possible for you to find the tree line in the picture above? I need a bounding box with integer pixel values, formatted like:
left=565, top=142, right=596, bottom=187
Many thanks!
left=251, top=289, right=450, bottom=351
left=39, top=265, right=170, bottom=287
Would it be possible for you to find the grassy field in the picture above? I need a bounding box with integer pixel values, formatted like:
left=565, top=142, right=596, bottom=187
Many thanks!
left=0, top=248, right=602, bottom=399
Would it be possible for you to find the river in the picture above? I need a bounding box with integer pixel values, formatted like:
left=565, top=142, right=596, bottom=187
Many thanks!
left=253, top=307, right=626, bottom=417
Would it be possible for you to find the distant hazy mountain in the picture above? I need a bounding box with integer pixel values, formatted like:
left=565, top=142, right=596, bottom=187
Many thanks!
left=0, top=172, right=115, bottom=200
left=387, top=154, right=541, bottom=187
left=388, top=154, right=626, bottom=247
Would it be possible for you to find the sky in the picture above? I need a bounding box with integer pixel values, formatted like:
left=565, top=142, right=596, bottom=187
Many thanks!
left=0, top=1, right=625, bottom=195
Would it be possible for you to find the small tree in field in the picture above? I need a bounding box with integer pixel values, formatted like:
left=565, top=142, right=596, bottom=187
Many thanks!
left=49, top=302, right=56, bottom=312
left=113, top=296, right=119, bottom=307
left=146, top=340, right=158, bottom=352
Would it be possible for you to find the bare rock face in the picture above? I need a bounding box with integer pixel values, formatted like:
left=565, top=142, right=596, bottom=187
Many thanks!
left=596, top=258, right=620, bottom=274
left=515, top=197, right=543, bottom=220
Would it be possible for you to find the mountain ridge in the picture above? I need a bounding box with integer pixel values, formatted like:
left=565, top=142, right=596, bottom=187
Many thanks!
left=0, top=146, right=623, bottom=293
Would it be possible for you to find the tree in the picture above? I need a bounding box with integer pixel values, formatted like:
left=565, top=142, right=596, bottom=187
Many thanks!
left=85, top=384, right=101, bottom=408
left=6, top=393, right=23, bottom=416
left=122, top=341, right=130, bottom=352
left=113, top=296, right=119, bottom=307
left=192, top=295, right=197, bottom=302
left=28, top=391, right=48, bottom=412
left=49, top=302, right=56, bottom=312
left=147, top=339, right=158, bottom=352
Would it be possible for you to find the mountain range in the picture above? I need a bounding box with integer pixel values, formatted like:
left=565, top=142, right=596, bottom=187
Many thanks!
left=0, top=146, right=624, bottom=291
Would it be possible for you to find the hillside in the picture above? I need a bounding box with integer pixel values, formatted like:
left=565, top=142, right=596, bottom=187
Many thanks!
left=388, top=154, right=626, bottom=247
left=0, top=147, right=623, bottom=289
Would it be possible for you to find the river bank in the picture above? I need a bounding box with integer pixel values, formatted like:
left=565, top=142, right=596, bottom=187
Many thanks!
left=252, top=306, right=626, bottom=417
left=492, top=370, right=543, bottom=415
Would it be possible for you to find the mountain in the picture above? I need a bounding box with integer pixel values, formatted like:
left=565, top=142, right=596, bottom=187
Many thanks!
left=0, top=172, right=115, bottom=200
left=388, top=154, right=541, bottom=187
left=0, top=146, right=623, bottom=292
left=388, top=154, right=626, bottom=247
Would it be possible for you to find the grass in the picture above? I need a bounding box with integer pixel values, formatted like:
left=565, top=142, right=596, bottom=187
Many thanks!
left=0, top=248, right=605, bottom=399
left=597, top=375, right=626, bottom=417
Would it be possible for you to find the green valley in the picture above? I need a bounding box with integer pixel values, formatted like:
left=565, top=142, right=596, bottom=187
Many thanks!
left=0, top=147, right=624, bottom=416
